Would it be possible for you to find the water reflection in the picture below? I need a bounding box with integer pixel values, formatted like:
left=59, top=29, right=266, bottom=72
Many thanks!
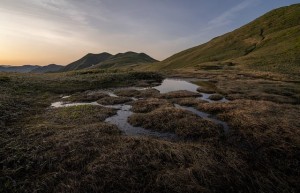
left=154, top=79, right=199, bottom=93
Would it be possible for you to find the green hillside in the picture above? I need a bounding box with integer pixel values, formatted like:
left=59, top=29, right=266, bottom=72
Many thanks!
left=91, top=51, right=158, bottom=69
left=61, top=52, right=112, bottom=71
left=151, top=4, right=300, bottom=74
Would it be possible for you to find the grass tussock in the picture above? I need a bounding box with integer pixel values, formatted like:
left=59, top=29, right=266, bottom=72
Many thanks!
left=171, top=97, right=208, bottom=106
left=160, top=90, right=202, bottom=99
left=128, top=107, right=221, bottom=139
left=97, top=96, right=133, bottom=105
left=114, top=89, right=141, bottom=97
left=130, top=98, right=173, bottom=113
left=114, top=88, right=161, bottom=98
left=46, top=105, right=117, bottom=125
left=208, top=94, right=224, bottom=101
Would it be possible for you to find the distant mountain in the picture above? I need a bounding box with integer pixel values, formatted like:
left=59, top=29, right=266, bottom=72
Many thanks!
left=91, top=51, right=158, bottom=69
left=0, top=65, right=39, bottom=73
left=31, top=64, right=63, bottom=73
left=149, top=4, right=300, bottom=74
left=61, top=52, right=112, bottom=71
left=61, top=51, right=157, bottom=72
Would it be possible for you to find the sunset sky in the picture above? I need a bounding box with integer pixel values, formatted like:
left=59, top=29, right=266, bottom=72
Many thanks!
left=0, top=0, right=298, bottom=66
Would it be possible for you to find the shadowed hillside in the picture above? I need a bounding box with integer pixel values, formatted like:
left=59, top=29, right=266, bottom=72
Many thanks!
left=149, top=4, right=300, bottom=74
left=61, top=52, right=112, bottom=71
left=0, top=65, right=39, bottom=73
left=31, top=64, right=63, bottom=73
left=91, top=51, right=158, bottom=69
left=62, top=52, right=157, bottom=72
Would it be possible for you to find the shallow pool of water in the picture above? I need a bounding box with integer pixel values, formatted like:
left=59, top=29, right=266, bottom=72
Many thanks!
left=50, top=79, right=230, bottom=138
left=105, top=104, right=177, bottom=139
left=154, top=79, right=199, bottom=93
left=50, top=100, right=176, bottom=139
left=51, top=101, right=99, bottom=108
left=154, top=78, right=228, bottom=103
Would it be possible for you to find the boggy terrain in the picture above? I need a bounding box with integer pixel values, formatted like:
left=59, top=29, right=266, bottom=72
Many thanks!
left=1, top=68, right=299, bottom=193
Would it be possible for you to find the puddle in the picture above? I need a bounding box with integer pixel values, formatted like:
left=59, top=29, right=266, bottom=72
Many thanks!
left=61, top=95, right=70, bottom=99
left=50, top=78, right=230, bottom=139
left=105, top=104, right=177, bottom=139
left=50, top=100, right=176, bottom=139
left=51, top=101, right=99, bottom=108
left=154, top=79, right=199, bottom=93
left=154, top=78, right=229, bottom=103
left=198, top=94, right=229, bottom=103
left=175, top=104, right=229, bottom=133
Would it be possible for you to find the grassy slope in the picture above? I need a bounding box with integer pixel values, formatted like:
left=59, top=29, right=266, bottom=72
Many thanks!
left=148, top=4, right=300, bottom=74
left=91, top=52, right=158, bottom=69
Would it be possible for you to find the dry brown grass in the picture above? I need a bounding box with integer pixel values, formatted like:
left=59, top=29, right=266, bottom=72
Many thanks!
left=138, top=88, right=161, bottom=98
left=128, top=107, right=221, bottom=139
left=130, top=98, right=173, bottom=113
left=208, top=94, right=223, bottom=101
left=2, top=69, right=300, bottom=193
left=0, top=101, right=251, bottom=193
left=160, top=90, right=202, bottom=99
left=195, top=99, right=300, bottom=188
left=171, top=97, right=208, bottom=106
left=114, top=88, right=161, bottom=98
left=97, top=96, right=133, bottom=105
left=114, top=89, right=141, bottom=97
left=66, top=91, right=109, bottom=102
left=45, top=105, right=116, bottom=125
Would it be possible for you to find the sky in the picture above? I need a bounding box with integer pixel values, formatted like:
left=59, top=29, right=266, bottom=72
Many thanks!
left=0, top=0, right=299, bottom=66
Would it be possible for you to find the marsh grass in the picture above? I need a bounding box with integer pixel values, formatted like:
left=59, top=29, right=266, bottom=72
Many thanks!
left=114, top=88, right=161, bottom=98
left=170, top=97, right=208, bottom=106
left=130, top=98, right=173, bottom=113
left=128, top=107, right=221, bottom=139
left=208, top=94, right=224, bottom=101
left=160, top=90, right=202, bottom=99
left=195, top=99, right=300, bottom=188
left=46, top=105, right=117, bottom=125
left=97, top=96, right=133, bottom=105
left=114, top=89, right=141, bottom=97
left=1, top=69, right=300, bottom=192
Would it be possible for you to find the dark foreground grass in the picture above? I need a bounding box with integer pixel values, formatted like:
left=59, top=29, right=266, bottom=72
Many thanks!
left=195, top=99, right=300, bottom=190
left=0, top=102, right=251, bottom=193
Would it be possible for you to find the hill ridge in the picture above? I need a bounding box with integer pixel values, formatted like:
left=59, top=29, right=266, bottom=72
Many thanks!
left=150, top=3, right=300, bottom=74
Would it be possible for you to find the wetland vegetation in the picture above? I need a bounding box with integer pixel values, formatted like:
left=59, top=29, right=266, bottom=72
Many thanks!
left=1, top=68, right=299, bottom=193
